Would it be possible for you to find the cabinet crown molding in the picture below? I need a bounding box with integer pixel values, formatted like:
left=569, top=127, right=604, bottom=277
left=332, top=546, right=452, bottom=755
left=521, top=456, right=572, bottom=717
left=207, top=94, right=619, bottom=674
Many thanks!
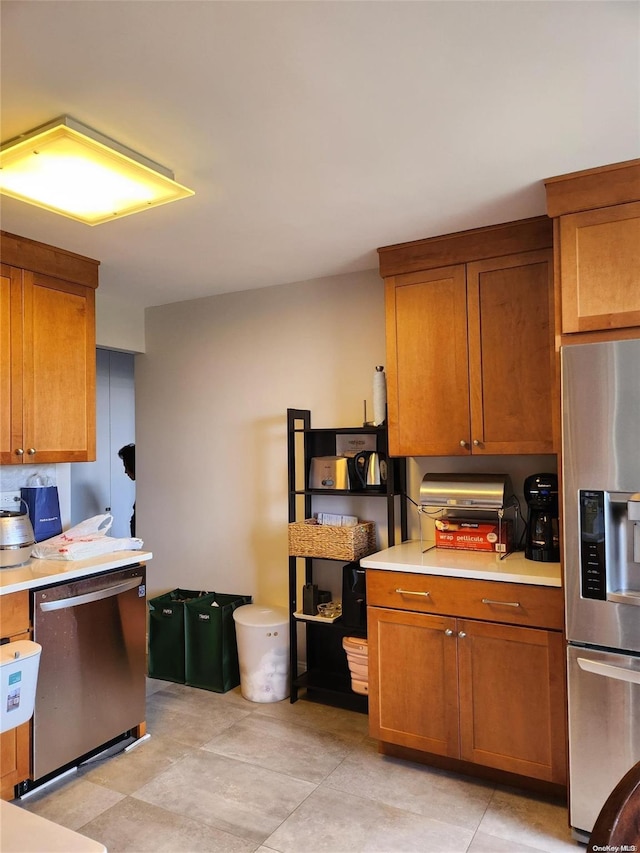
left=377, top=216, right=552, bottom=279
left=544, top=158, right=640, bottom=218
left=0, top=231, right=99, bottom=289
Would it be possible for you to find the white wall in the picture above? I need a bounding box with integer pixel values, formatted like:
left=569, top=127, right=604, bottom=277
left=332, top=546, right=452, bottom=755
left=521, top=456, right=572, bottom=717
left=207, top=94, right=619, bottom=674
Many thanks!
left=136, top=270, right=387, bottom=602
left=136, top=268, right=557, bottom=603
left=96, top=289, right=146, bottom=354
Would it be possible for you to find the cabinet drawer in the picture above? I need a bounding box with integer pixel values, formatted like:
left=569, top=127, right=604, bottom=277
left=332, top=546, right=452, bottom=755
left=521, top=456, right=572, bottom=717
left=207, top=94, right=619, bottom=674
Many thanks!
left=0, top=591, right=30, bottom=639
left=366, top=570, right=564, bottom=630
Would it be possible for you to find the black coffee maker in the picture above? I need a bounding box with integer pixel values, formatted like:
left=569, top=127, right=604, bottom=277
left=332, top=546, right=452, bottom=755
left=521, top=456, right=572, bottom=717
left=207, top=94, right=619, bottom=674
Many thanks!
left=524, top=473, right=560, bottom=562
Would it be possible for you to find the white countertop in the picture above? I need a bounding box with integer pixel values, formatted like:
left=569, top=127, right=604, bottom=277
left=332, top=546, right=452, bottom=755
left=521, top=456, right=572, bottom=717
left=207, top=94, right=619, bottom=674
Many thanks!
left=361, top=541, right=561, bottom=587
left=0, top=550, right=153, bottom=595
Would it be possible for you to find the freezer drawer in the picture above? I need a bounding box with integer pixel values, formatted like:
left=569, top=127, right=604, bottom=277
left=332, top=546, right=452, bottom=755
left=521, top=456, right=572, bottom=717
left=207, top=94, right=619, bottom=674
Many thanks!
left=32, top=565, right=146, bottom=781
left=567, top=644, right=640, bottom=836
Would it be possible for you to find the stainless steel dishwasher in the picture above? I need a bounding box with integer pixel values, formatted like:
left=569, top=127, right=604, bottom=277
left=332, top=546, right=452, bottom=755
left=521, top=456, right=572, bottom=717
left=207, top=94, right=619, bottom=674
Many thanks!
left=32, top=564, right=146, bottom=782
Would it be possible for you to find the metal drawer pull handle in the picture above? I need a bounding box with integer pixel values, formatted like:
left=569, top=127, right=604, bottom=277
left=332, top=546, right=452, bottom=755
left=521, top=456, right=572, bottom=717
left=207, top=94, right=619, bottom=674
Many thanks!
left=395, top=588, right=430, bottom=597
left=481, top=598, right=521, bottom=607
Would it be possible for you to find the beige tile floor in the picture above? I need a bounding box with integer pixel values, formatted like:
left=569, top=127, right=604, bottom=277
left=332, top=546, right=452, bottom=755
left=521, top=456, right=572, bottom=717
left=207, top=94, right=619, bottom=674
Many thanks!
left=13, top=679, right=584, bottom=853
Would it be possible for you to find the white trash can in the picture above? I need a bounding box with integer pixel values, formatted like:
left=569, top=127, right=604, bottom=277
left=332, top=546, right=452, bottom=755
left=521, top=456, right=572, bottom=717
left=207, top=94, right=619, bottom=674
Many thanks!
left=232, top=605, right=289, bottom=703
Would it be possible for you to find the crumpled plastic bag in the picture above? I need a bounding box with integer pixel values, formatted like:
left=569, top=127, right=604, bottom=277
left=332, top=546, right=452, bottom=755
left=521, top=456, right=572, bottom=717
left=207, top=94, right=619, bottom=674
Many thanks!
left=31, top=514, right=143, bottom=561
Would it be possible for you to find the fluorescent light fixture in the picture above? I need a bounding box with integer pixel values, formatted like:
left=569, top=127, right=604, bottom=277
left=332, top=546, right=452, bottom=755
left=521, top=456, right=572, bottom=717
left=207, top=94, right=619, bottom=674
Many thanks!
left=0, top=116, right=194, bottom=225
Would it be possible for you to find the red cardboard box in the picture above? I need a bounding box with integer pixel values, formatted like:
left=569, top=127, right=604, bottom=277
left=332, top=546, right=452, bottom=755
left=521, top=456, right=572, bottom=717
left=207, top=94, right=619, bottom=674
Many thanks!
left=434, top=518, right=512, bottom=553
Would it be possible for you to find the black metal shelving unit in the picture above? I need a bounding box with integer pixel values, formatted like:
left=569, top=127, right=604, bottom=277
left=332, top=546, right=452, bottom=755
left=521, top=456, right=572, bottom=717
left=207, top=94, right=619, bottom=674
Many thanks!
left=287, top=408, right=407, bottom=712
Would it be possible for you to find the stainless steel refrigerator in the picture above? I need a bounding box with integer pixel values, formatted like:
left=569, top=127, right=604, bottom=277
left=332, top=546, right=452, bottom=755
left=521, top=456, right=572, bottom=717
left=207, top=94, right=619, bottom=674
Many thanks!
left=562, top=338, right=640, bottom=842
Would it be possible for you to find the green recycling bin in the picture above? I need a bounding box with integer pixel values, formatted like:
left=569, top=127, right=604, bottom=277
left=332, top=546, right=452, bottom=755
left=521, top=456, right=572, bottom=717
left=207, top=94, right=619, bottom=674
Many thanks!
left=148, top=589, right=209, bottom=683
left=185, top=592, right=252, bottom=692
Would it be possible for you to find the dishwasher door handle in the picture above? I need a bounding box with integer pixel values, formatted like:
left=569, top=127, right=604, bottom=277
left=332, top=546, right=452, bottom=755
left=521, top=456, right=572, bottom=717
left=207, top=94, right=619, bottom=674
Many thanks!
left=577, top=656, right=640, bottom=685
left=39, top=577, right=144, bottom=612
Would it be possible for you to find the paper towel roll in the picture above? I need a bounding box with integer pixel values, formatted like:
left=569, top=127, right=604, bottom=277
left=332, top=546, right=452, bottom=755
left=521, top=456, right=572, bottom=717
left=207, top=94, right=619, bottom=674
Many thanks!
left=373, top=366, right=386, bottom=426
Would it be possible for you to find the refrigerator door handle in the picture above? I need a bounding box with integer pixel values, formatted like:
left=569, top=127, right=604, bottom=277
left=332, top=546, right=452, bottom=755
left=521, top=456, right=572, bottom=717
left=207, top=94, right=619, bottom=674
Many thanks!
left=577, top=656, right=640, bottom=685
left=607, top=591, right=640, bottom=606
left=39, top=577, right=144, bottom=612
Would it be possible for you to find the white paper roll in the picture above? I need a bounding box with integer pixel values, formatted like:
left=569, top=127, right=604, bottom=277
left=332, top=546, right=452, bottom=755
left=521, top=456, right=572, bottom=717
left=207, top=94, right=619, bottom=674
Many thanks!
left=373, top=365, right=386, bottom=426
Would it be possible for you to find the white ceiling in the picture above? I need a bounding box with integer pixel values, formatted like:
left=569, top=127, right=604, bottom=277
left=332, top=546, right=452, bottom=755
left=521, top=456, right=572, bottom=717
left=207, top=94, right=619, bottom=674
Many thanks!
left=1, top=1, right=638, bottom=311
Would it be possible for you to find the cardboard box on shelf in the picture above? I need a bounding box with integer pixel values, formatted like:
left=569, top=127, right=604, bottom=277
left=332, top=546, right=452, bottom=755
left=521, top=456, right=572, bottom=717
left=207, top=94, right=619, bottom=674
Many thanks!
left=434, top=518, right=512, bottom=553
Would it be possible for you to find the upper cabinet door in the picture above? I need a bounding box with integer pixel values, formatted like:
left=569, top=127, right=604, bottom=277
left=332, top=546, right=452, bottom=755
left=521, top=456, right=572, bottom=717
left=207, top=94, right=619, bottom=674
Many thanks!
left=22, top=272, right=96, bottom=463
left=0, top=232, right=99, bottom=465
left=0, top=264, right=24, bottom=465
left=385, top=265, right=470, bottom=457
left=467, top=249, right=555, bottom=455
left=545, top=158, right=640, bottom=336
left=558, top=201, right=640, bottom=334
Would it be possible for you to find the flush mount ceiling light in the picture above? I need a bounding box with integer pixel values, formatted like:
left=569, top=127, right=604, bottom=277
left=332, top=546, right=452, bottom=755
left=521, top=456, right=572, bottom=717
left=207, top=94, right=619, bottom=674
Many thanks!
left=0, top=116, right=194, bottom=225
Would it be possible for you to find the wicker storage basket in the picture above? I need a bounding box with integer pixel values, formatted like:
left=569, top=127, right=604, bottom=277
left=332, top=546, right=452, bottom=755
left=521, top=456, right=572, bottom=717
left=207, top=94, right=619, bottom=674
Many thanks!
left=288, top=519, right=377, bottom=561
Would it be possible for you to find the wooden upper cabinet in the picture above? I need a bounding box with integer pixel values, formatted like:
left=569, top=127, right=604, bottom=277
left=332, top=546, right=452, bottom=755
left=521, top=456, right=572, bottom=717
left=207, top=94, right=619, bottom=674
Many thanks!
left=385, top=265, right=470, bottom=457
left=0, top=264, right=23, bottom=465
left=467, top=250, right=555, bottom=454
left=380, top=217, right=555, bottom=457
left=545, top=159, right=640, bottom=335
left=0, top=232, right=99, bottom=464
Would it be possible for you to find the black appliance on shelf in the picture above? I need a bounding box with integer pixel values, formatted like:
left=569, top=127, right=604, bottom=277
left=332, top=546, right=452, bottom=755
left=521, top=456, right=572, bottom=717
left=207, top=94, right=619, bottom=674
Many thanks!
left=524, top=473, right=560, bottom=562
left=341, top=562, right=367, bottom=629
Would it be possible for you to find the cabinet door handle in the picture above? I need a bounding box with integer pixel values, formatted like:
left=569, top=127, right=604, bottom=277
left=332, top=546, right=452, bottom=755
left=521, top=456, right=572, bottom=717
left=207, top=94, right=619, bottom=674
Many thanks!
left=459, top=440, right=468, bottom=448
left=395, top=588, right=430, bottom=597
left=15, top=448, right=24, bottom=456
left=458, top=631, right=467, bottom=638
left=27, top=448, right=36, bottom=455
left=481, top=598, right=521, bottom=608
left=444, top=628, right=454, bottom=636
left=473, top=439, right=481, bottom=447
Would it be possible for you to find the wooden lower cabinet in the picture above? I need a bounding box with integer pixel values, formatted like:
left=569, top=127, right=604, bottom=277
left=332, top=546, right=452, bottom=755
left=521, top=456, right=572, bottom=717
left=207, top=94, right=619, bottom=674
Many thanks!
left=368, top=608, right=460, bottom=757
left=457, top=618, right=566, bottom=782
left=1, top=701, right=30, bottom=800
left=368, top=585, right=567, bottom=787
left=0, top=591, right=32, bottom=800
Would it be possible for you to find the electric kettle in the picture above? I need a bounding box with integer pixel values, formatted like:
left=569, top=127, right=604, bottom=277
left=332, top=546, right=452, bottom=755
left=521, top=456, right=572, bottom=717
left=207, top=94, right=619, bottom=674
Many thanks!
left=353, top=451, right=387, bottom=491
left=0, top=502, right=35, bottom=568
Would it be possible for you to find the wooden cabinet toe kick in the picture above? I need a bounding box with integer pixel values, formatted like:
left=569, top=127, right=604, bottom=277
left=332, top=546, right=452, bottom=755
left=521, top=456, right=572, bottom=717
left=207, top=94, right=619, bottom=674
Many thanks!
left=378, top=742, right=567, bottom=800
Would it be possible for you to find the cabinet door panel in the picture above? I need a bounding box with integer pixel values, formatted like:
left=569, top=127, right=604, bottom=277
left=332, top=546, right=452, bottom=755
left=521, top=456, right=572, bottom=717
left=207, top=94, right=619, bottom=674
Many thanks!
left=467, top=250, right=554, bottom=454
left=0, top=723, right=30, bottom=800
left=0, top=265, right=24, bottom=464
left=23, top=272, right=96, bottom=462
left=457, top=620, right=566, bottom=783
left=368, top=606, right=459, bottom=757
left=385, top=266, right=470, bottom=457
left=559, top=202, right=640, bottom=333
left=0, top=591, right=30, bottom=638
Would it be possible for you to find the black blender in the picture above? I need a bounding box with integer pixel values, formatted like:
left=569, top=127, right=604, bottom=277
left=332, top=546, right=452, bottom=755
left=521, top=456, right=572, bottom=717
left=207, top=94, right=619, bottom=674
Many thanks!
left=524, top=473, right=560, bottom=562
